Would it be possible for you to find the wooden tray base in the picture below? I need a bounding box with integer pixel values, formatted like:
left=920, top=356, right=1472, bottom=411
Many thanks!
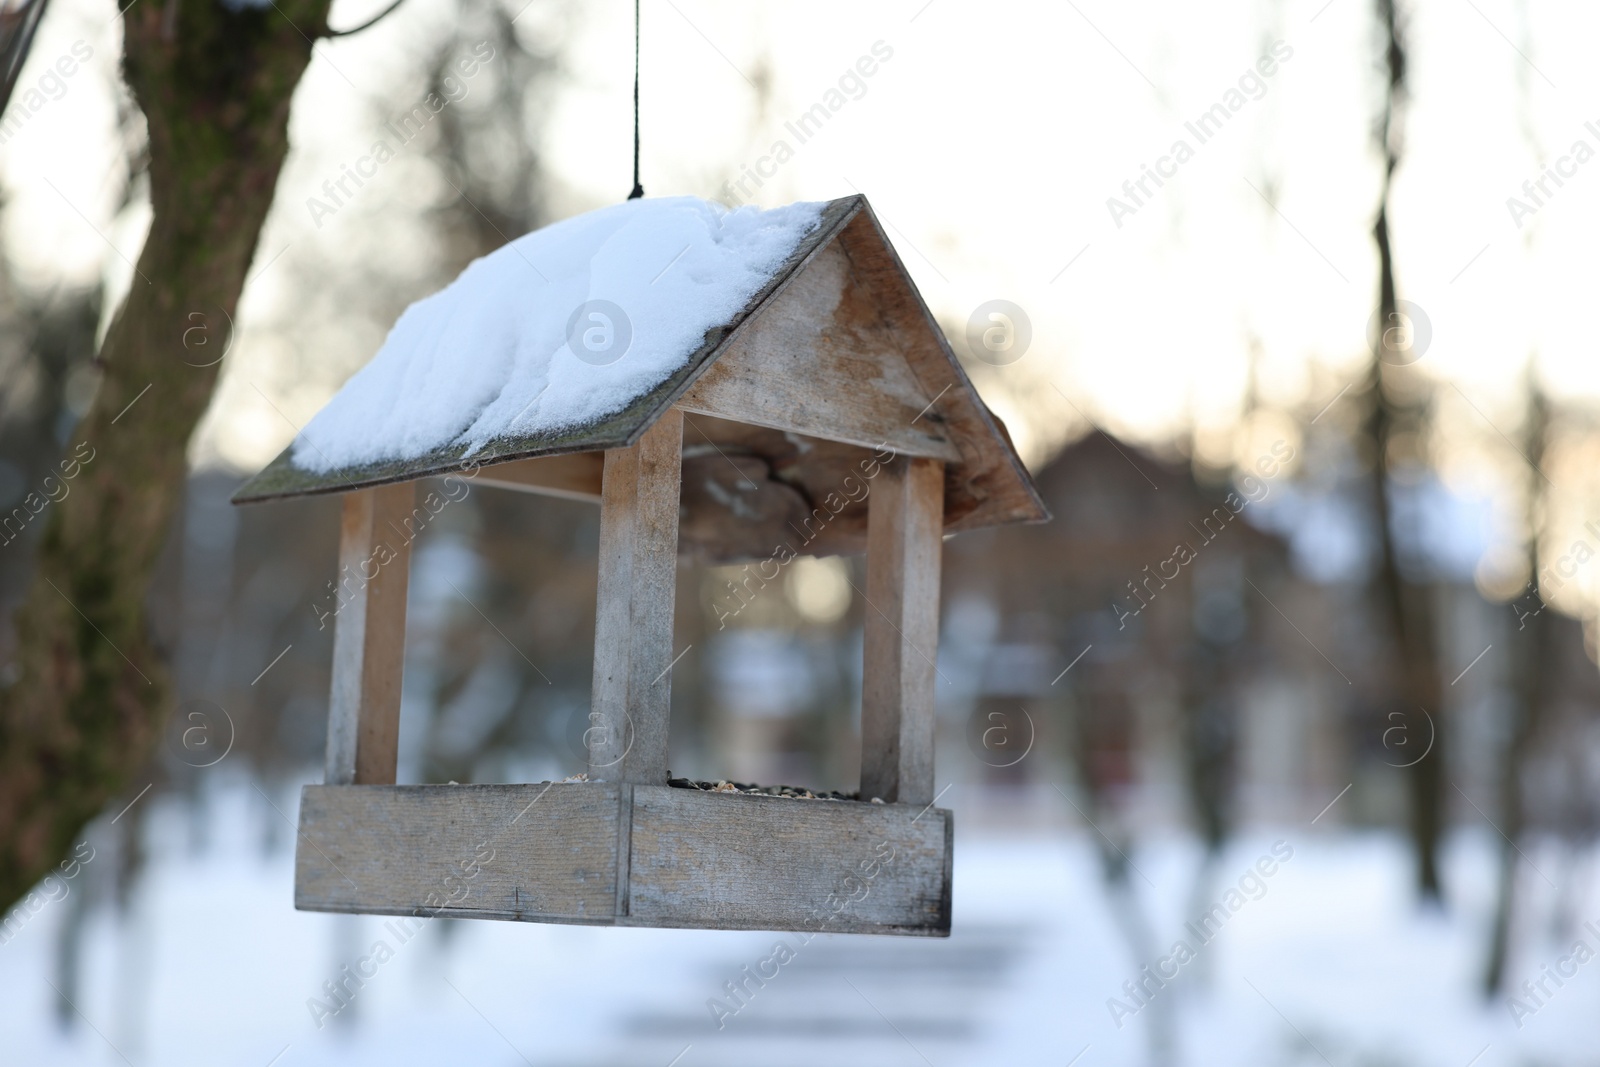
left=294, top=782, right=952, bottom=937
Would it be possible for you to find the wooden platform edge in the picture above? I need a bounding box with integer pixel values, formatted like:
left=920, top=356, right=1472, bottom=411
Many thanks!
left=293, top=782, right=951, bottom=936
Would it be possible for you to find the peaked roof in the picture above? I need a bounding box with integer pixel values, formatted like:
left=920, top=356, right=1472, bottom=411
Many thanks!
left=234, top=195, right=1047, bottom=537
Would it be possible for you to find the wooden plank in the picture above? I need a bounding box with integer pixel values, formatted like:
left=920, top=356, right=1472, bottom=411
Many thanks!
left=678, top=446, right=812, bottom=565
left=234, top=194, right=1046, bottom=549
left=833, top=207, right=1048, bottom=533
left=232, top=197, right=866, bottom=506
left=676, top=414, right=878, bottom=561
left=676, top=240, right=961, bottom=463
left=589, top=408, right=683, bottom=784
left=235, top=194, right=1046, bottom=553
left=293, top=782, right=951, bottom=935
left=294, top=783, right=620, bottom=922
left=626, top=786, right=951, bottom=935
left=325, top=483, right=414, bottom=786
left=472, top=452, right=604, bottom=503
left=860, top=456, right=944, bottom=806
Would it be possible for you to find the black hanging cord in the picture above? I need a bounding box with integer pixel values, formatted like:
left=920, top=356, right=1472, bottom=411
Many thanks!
left=323, top=0, right=408, bottom=37
left=628, top=0, right=644, bottom=199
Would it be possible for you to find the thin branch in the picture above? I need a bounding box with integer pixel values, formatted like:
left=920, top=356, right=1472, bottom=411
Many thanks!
left=322, top=0, right=406, bottom=38
left=0, top=0, right=50, bottom=114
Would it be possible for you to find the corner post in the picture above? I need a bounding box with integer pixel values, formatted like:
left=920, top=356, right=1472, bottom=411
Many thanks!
left=590, top=408, right=684, bottom=784
left=325, top=482, right=415, bottom=785
left=860, top=456, right=944, bottom=805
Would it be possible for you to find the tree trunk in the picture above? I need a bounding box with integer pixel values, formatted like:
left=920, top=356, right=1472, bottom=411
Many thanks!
left=0, top=0, right=331, bottom=911
left=1367, top=0, right=1445, bottom=901
left=1482, top=383, right=1550, bottom=993
left=1368, top=213, right=1446, bottom=901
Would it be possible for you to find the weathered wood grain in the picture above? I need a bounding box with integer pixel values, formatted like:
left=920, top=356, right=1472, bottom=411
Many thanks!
left=860, top=456, right=944, bottom=806
left=472, top=452, right=604, bottom=502
left=325, top=483, right=414, bottom=786
left=232, top=198, right=864, bottom=506
left=677, top=447, right=813, bottom=565
left=833, top=205, right=1047, bottom=533
left=295, top=783, right=621, bottom=922
left=677, top=240, right=961, bottom=463
left=590, top=409, right=683, bottom=784
left=295, top=783, right=951, bottom=935
left=626, top=786, right=951, bottom=935
left=672, top=414, right=879, bottom=561
left=234, top=194, right=1048, bottom=548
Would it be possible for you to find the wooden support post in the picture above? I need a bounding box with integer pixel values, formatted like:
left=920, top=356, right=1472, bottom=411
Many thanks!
left=325, top=482, right=415, bottom=786
left=860, top=456, right=944, bottom=806
left=590, top=408, right=684, bottom=785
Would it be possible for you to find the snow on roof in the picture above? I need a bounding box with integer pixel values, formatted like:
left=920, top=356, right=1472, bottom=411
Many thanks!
left=290, top=197, right=826, bottom=474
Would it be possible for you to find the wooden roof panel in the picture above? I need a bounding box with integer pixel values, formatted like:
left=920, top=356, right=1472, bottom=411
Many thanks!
left=233, top=196, right=864, bottom=505
left=233, top=194, right=1048, bottom=537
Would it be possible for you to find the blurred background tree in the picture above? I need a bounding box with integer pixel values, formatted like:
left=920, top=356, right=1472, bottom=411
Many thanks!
left=0, top=0, right=335, bottom=912
left=1, top=0, right=1600, bottom=1060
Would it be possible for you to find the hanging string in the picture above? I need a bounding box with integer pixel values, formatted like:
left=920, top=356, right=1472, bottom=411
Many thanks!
left=628, top=0, right=644, bottom=200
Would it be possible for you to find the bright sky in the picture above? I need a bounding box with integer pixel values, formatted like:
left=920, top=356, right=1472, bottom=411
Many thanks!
left=6, top=0, right=1599, bottom=524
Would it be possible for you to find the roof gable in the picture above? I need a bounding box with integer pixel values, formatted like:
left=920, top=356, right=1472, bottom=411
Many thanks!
left=234, top=195, right=1046, bottom=537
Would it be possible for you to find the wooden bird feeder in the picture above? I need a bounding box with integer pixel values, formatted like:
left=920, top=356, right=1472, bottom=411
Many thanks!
left=234, top=194, right=1046, bottom=937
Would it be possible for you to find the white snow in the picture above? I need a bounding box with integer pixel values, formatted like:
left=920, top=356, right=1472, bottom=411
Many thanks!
left=290, top=197, right=826, bottom=473
left=4, top=781, right=1594, bottom=1066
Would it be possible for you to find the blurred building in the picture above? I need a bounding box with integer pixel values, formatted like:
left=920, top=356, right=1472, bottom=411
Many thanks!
left=940, top=430, right=1339, bottom=838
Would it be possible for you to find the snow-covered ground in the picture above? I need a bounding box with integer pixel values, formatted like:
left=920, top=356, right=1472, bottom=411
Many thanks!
left=1, top=780, right=1594, bottom=1066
